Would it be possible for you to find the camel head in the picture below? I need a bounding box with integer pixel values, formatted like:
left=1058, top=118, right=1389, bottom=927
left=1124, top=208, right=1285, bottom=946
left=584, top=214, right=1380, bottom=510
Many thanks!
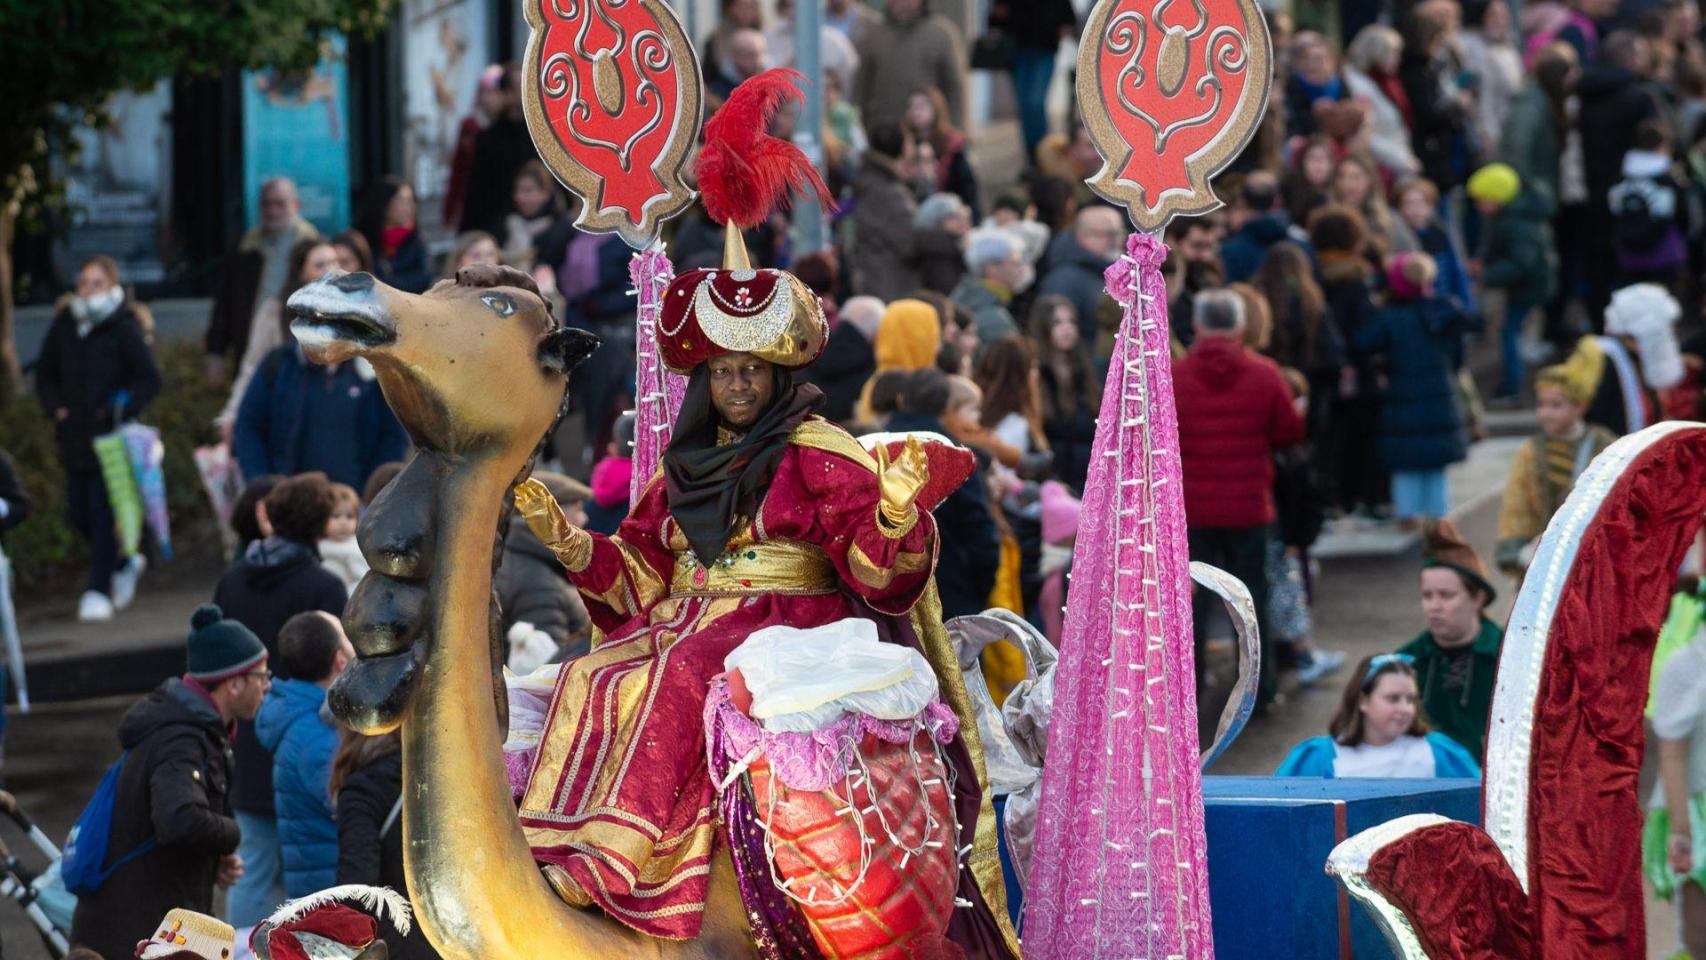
left=288, top=264, right=598, bottom=459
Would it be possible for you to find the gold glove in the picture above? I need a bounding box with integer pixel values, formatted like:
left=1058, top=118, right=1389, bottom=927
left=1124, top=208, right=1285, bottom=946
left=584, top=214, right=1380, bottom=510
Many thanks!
left=873, top=435, right=931, bottom=533
left=513, top=478, right=593, bottom=572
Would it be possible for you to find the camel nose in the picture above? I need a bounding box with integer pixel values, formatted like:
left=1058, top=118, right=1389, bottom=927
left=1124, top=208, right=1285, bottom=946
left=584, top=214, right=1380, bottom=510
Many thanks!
left=331, top=271, right=376, bottom=293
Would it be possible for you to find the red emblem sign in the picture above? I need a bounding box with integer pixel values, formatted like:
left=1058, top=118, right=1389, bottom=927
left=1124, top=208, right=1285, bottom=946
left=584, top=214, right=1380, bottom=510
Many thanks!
left=1077, top=0, right=1272, bottom=232
left=521, top=0, right=701, bottom=247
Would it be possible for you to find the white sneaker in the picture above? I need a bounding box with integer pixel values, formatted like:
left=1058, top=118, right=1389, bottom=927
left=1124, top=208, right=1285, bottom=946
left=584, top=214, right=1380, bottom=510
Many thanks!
left=77, top=591, right=114, bottom=622
left=111, top=555, right=147, bottom=611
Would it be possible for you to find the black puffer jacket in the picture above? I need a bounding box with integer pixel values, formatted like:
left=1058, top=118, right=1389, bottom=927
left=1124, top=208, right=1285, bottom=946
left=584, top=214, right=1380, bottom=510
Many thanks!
left=213, top=538, right=348, bottom=813
left=33, top=302, right=161, bottom=472
left=70, top=679, right=238, bottom=960
left=336, top=749, right=441, bottom=960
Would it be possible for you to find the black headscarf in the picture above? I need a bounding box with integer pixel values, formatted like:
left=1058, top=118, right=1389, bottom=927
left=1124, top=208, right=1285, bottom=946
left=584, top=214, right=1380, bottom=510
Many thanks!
left=663, top=364, right=823, bottom=564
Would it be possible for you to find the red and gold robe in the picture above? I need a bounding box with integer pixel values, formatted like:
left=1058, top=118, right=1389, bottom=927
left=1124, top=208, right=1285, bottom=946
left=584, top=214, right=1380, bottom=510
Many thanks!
left=518, top=419, right=937, bottom=939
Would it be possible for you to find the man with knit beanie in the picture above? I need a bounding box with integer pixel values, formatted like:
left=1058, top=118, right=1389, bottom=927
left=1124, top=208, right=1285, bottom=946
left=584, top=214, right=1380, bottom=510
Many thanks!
left=70, top=604, right=270, bottom=960
left=1398, top=520, right=1504, bottom=759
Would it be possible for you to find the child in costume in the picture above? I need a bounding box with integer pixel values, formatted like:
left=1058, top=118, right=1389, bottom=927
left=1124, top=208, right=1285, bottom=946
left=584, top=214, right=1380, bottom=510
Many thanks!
left=1275, top=653, right=1481, bottom=778
left=1495, top=359, right=1618, bottom=578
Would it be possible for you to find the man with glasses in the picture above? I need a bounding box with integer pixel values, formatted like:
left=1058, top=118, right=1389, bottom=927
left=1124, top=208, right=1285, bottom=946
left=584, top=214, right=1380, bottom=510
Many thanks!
left=70, top=604, right=270, bottom=960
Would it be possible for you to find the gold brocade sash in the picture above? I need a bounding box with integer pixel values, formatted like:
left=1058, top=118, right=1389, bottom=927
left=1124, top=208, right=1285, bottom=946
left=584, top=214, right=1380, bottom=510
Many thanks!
left=668, top=539, right=837, bottom=597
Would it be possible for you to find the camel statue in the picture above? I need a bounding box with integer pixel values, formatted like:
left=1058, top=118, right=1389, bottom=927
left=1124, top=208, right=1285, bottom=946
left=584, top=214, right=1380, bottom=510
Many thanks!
left=286, top=265, right=759, bottom=959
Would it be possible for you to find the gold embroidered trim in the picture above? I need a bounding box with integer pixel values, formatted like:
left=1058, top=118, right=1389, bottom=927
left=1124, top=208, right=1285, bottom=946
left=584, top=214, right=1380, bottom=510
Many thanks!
left=875, top=503, right=919, bottom=539
left=789, top=418, right=880, bottom=472
left=668, top=538, right=837, bottom=597
left=848, top=543, right=931, bottom=590
left=549, top=525, right=595, bottom=573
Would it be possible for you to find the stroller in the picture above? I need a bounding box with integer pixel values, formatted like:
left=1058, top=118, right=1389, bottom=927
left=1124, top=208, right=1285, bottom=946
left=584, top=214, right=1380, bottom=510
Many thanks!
left=0, top=790, right=72, bottom=957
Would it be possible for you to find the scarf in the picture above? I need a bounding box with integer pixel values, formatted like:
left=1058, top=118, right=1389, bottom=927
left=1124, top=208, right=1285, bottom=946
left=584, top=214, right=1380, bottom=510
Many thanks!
left=380, top=224, right=413, bottom=258
left=663, top=366, right=823, bottom=565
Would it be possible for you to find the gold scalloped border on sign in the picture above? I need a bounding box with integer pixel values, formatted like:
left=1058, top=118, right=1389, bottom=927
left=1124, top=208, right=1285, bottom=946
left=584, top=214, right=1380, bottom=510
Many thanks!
left=521, top=0, right=702, bottom=248
left=1076, top=0, right=1273, bottom=233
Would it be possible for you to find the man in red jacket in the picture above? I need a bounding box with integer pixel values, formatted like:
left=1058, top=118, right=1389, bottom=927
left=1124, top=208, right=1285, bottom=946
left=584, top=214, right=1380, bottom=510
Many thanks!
left=1174, top=289, right=1306, bottom=708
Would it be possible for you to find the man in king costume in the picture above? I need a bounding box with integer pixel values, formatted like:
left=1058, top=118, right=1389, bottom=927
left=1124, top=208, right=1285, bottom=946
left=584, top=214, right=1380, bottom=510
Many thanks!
left=513, top=72, right=1018, bottom=958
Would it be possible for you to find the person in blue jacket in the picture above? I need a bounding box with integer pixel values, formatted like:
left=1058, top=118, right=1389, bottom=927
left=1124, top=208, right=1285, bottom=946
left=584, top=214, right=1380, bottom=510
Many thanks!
left=233, top=342, right=409, bottom=493
left=255, top=610, right=354, bottom=899
left=1276, top=653, right=1480, bottom=779
left=1354, top=251, right=1475, bottom=525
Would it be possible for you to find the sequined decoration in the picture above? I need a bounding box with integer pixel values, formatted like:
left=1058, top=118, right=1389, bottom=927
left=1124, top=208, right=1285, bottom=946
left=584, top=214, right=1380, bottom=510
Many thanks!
left=692, top=272, right=797, bottom=352
left=1023, top=232, right=1215, bottom=958
left=707, top=683, right=826, bottom=960
left=630, top=245, right=687, bottom=500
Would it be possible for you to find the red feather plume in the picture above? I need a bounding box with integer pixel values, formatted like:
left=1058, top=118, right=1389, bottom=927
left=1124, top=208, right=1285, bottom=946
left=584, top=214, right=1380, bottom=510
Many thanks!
left=697, top=69, right=833, bottom=229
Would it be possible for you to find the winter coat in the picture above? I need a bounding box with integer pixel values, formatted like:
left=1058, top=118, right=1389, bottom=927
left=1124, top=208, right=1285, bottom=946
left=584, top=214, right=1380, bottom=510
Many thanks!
left=0, top=448, right=28, bottom=539
left=887, top=411, right=1000, bottom=619
left=213, top=537, right=348, bottom=813
left=1478, top=188, right=1557, bottom=307
left=70, top=679, right=238, bottom=960
left=1217, top=212, right=1305, bottom=284
left=948, top=275, right=1019, bottom=345
left=1499, top=85, right=1562, bottom=216
left=987, top=0, right=1077, bottom=52
left=1343, top=67, right=1423, bottom=178
left=1415, top=222, right=1474, bottom=313
left=852, top=9, right=966, bottom=129
left=1037, top=231, right=1115, bottom=340
left=1319, top=255, right=1380, bottom=398
left=205, top=217, right=319, bottom=359
left=318, top=536, right=368, bottom=596
left=1578, top=64, right=1663, bottom=214
left=849, top=153, right=924, bottom=301
left=1355, top=296, right=1473, bottom=472
left=496, top=516, right=592, bottom=659
left=536, top=221, right=638, bottom=329
left=255, top=680, right=338, bottom=897
left=458, top=115, right=538, bottom=237
left=912, top=227, right=967, bottom=296
left=1284, top=71, right=1351, bottom=140
left=1399, top=47, right=1469, bottom=192
left=1037, top=363, right=1097, bottom=492
left=336, top=749, right=442, bottom=960
left=34, top=302, right=162, bottom=472
left=373, top=230, right=433, bottom=295
left=1173, top=336, right=1306, bottom=529
left=233, top=345, right=410, bottom=491
left=796, top=322, right=877, bottom=425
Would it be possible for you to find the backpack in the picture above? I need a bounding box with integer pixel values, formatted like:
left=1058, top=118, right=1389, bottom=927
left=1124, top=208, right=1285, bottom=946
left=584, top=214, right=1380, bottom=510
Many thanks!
left=60, top=750, right=156, bottom=896
left=1609, top=174, right=1677, bottom=252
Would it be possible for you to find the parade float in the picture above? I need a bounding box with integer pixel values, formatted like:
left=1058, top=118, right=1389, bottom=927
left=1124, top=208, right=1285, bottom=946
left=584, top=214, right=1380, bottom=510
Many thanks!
left=274, top=0, right=1706, bottom=957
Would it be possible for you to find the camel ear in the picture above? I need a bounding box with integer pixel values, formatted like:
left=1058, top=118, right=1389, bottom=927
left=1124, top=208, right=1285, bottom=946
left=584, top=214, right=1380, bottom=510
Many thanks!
left=539, top=327, right=600, bottom=375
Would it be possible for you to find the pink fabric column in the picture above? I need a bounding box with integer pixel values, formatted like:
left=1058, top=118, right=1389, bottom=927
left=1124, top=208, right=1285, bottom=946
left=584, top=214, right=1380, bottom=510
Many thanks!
left=628, top=246, right=687, bottom=500
left=1022, top=232, right=1215, bottom=958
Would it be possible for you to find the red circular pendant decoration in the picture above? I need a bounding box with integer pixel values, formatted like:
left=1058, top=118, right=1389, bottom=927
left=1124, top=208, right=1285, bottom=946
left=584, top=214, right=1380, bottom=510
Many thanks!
left=1077, top=0, right=1273, bottom=233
